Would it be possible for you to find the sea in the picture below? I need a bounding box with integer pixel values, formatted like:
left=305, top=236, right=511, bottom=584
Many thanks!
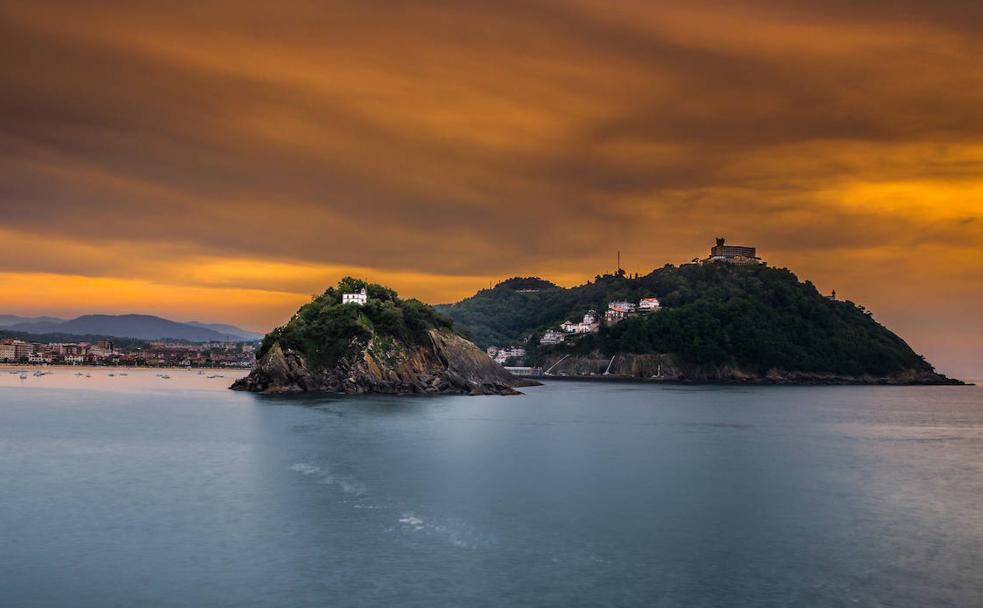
left=1, top=368, right=981, bottom=607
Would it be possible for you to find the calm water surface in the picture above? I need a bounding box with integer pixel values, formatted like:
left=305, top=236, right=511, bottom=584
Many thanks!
left=1, top=369, right=981, bottom=607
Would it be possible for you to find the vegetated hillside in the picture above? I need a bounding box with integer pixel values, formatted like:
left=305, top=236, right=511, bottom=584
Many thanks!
left=239, top=277, right=523, bottom=395
left=439, top=264, right=939, bottom=378
left=435, top=271, right=665, bottom=349
left=434, top=275, right=609, bottom=347
left=495, top=277, right=560, bottom=291
left=259, top=277, right=456, bottom=370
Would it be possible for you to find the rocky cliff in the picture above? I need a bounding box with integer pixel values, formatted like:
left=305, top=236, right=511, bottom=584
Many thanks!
left=232, top=328, right=530, bottom=395
left=535, top=352, right=961, bottom=385
left=231, top=277, right=534, bottom=396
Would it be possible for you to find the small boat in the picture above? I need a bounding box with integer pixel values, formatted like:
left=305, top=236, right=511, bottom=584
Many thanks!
left=160, top=374, right=171, bottom=379
left=108, top=373, right=115, bottom=377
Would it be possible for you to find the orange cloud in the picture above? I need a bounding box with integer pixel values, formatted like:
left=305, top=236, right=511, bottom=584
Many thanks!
left=1, top=0, right=981, bottom=375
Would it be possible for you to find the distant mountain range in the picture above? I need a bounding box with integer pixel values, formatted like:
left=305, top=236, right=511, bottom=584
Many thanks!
left=0, top=314, right=263, bottom=342
left=0, top=315, right=65, bottom=328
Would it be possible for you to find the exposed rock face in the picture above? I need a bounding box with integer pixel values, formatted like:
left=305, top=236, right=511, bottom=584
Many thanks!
left=232, top=329, right=532, bottom=395
left=536, top=352, right=962, bottom=385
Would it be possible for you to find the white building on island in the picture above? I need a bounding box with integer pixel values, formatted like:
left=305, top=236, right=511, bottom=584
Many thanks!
left=342, top=288, right=368, bottom=306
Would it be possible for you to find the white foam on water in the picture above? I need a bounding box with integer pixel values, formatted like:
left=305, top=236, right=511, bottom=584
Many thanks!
left=288, top=463, right=367, bottom=496
left=288, top=463, right=322, bottom=476
left=319, top=475, right=367, bottom=496
left=396, top=513, right=493, bottom=549
left=399, top=514, right=425, bottom=530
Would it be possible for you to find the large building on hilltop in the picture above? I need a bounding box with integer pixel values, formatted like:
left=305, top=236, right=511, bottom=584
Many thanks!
left=706, top=237, right=762, bottom=265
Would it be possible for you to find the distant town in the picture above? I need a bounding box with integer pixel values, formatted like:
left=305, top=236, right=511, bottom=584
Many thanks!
left=0, top=338, right=256, bottom=368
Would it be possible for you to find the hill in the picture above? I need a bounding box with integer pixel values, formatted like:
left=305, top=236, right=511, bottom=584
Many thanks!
left=437, top=263, right=958, bottom=384
left=0, top=315, right=65, bottom=328
left=495, top=277, right=560, bottom=291
left=233, top=277, right=526, bottom=395
left=186, top=321, right=264, bottom=341
left=9, top=314, right=249, bottom=342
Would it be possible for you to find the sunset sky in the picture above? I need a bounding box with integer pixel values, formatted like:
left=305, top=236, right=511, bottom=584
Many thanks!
left=1, top=1, right=981, bottom=376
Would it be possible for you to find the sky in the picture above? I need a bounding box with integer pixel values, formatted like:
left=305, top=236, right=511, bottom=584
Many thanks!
left=1, top=1, right=981, bottom=377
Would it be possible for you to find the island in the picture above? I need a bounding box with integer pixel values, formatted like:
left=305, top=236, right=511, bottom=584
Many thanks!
left=436, top=248, right=961, bottom=385
left=232, top=278, right=530, bottom=395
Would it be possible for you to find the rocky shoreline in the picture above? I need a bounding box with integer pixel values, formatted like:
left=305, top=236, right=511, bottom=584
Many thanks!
left=518, top=374, right=965, bottom=386
left=232, top=329, right=536, bottom=396
left=531, top=353, right=964, bottom=386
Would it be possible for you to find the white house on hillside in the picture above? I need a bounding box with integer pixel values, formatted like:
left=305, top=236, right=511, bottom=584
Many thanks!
left=608, top=300, right=636, bottom=313
left=639, top=297, right=661, bottom=311
left=560, top=311, right=599, bottom=334
left=492, top=346, right=526, bottom=364
left=540, top=329, right=566, bottom=345
left=342, top=288, right=368, bottom=305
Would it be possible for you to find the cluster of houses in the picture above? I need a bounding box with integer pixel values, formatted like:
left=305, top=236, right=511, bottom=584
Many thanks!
left=486, top=296, right=665, bottom=354
left=0, top=338, right=256, bottom=367
left=486, top=345, right=527, bottom=365
left=560, top=311, right=598, bottom=334
left=539, top=296, right=661, bottom=345
left=0, top=339, right=117, bottom=364
left=539, top=310, right=599, bottom=345
left=604, top=297, right=661, bottom=324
